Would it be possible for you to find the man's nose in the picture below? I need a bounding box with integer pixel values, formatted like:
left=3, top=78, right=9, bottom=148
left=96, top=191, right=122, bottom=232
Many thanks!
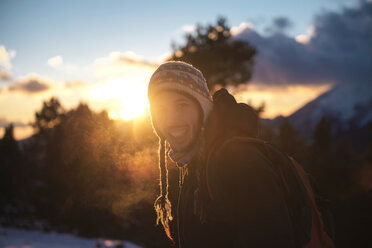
left=163, top=106, right=183, bottom=126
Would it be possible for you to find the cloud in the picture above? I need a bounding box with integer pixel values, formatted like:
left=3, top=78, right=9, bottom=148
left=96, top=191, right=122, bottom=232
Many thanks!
left=265, top=17, right=293, bottom=34
left=107, top=51, right=158, bottom=67
left=88, top=51, right=158, bottom=79
left=0, top=68, right=11, bottom=80
left=230, top=22, right=254, bottom=36
left=273, top=17, right=292, bottom=30
left=182, top=24, right=197, bottom=33
left=8, top=76, right=54, bottom=94
left=232, top=0, right=372, bottom=85
left=295, top=26, right=315, bottom=44
left=47, top=55, right=79, bottom=74
left=0, top=117, right=29, bottom=128
left=47, top=55, right=63, bottom=68
left=91, top=51, right=156, bottom=68
left=0, top=45, right=16, bottom=71
left=64, top=80, right=87, bottom=88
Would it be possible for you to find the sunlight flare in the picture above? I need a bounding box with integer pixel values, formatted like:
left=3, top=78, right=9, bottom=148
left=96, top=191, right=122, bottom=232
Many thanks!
left=90, top=75, right=150, bottom=121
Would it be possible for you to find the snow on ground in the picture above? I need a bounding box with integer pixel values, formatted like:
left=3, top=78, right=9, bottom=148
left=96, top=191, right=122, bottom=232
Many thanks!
left=0, top=227, right=142, bottom=248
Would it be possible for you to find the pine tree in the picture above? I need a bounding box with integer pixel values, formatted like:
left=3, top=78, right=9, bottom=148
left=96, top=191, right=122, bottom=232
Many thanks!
left=331, top=138, right=357, bottom=197
left=0, top=124, right=23, bottom=201
left=312, top=117, right=332, bottom=159
left=309, top=117, right=333, bottom=196
left=278, top=119, right=308, bottom=163
left=32, top=97, right=64, bottom=133
left=169, top=16, right=257, bottom=91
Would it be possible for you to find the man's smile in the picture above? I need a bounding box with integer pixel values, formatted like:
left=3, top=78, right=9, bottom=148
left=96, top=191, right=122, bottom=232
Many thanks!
left=167, top=126, right=188, bottom=139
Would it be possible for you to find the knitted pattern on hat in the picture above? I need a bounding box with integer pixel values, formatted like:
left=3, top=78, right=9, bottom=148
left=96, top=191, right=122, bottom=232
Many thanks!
left=148, top=61, right=213, bottom=125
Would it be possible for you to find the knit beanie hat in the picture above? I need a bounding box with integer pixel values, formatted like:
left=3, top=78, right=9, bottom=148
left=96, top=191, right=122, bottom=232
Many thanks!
left=148, top=61, right=213, bottom=127
left=147, top=61, right=212, bottom=241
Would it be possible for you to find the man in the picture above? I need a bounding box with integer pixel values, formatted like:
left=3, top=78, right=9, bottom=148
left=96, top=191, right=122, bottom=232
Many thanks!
left=147, top=61, right=333, bottom=247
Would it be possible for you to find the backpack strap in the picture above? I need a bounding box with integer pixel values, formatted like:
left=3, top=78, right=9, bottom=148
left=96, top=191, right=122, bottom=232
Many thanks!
left=289, top=158, right=334, bottom=248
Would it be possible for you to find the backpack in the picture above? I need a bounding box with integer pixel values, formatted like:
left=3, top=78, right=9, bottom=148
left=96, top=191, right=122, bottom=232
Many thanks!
left=204, top=137, right=334, bottom=248
left=200, top=88, right=334, bottom=248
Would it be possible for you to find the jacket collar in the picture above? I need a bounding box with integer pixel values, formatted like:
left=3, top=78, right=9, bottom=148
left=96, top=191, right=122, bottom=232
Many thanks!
left=168, top=138, right=201, bottom=167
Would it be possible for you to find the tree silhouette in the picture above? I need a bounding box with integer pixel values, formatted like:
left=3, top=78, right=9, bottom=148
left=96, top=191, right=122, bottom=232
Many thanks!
left=331, top=138, right=358, bottom=197
left=38, top=102, right=161, bottom=235
left=312, top=117, right=332, bottom=158
left=32, top=97, right=64, bottom=133
left=278, top=119, right=308, bottom=163
left=0, top=124, right=23, bottom=201
left=357, top=123, right=372, bottom=192
left=309, top=117, right=333, bottom=196
left=363, top=123, right=372, bottom=164
left=169, top=16, right=257, bottom=91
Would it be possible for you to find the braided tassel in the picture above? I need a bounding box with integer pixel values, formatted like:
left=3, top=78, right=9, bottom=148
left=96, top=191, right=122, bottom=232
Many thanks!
left=154, top=195, right=173, bottom=240
left=154, top=138, right=174, bottom=241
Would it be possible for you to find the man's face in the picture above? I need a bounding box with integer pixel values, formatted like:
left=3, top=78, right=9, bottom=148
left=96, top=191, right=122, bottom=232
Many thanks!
left=151, top=91, right=201, bottom=153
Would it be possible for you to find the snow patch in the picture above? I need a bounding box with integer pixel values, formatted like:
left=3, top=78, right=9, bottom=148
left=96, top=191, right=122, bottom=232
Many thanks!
left=0, top=227, right=142, bottom=248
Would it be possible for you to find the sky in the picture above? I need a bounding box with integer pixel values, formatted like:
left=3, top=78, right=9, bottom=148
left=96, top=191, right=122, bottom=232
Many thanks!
left=0, top=0, right=370, bottom=139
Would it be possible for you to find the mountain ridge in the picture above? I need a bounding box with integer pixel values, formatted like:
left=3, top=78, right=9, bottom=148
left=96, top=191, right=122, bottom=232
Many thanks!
left=262, top=82, right=372, bottom=147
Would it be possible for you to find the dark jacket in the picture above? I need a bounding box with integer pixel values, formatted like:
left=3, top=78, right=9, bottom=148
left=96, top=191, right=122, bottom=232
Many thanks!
left=175, top=88, right=314, bottom=247
left=177, top=139, right=297, bottom=248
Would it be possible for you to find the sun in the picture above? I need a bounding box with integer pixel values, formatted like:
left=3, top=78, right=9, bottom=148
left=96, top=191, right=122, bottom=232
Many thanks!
left=90, top=76, right=150, bottom=121
left=109, top=77, right=149, bottom=121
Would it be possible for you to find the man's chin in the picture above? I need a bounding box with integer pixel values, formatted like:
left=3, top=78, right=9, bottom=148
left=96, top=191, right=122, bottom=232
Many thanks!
left=170, top=144, right=189, bottom=154
left=170, top=139, right=197, bottom=154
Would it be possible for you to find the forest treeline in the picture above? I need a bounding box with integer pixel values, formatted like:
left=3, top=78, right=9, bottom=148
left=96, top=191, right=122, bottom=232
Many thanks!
left=0, top=97, right=371, bottom=247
